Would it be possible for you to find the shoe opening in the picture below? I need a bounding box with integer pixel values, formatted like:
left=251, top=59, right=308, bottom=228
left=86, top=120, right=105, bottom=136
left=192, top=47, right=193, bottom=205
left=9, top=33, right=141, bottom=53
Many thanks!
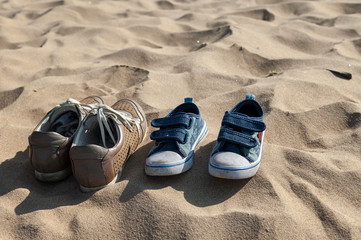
left=172, top=103, right=199, bottom=115
left=235, top=100, right=263, bottom=117
left=74, top=115, right=120, bottom=148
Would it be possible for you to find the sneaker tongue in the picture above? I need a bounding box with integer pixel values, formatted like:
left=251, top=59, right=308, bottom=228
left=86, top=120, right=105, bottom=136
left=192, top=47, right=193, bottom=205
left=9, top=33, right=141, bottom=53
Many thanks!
left=171, top=111, right=187, bottom=116
left=156, top=141, right=181, bottom=155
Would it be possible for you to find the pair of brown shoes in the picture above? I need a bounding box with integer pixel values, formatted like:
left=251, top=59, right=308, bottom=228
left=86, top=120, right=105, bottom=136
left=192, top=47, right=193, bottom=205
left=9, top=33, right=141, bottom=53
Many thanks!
left=28, top=96, right=147, bottom=192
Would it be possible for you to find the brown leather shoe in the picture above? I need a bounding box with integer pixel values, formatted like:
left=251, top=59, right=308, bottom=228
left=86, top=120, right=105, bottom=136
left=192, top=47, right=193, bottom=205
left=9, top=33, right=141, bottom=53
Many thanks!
left=70, top=99, right=147, bottom=192
left=28, top=96, right=104, bottom=182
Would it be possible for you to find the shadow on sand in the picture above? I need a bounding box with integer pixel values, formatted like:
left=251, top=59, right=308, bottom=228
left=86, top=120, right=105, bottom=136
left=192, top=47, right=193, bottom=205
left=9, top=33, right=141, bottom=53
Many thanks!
left=0, top=141, right=250, bottom=215
left=0, top=147, right=94, bottom=215
left=119, top=141, right=250, bottom=207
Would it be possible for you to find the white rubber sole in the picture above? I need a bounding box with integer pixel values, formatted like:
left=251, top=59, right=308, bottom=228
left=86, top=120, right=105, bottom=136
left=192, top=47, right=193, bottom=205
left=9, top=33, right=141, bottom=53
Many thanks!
left=34, top=166, right=72, bottom=182
left=145, top=124, right=208, bottom=176
left=145, top=152, right=195, bottom=176
left=208, top=132, right=264, bottom=179
left=79, top=167, right=123, bottom=193
left=208, top=159, right=261, bottom=179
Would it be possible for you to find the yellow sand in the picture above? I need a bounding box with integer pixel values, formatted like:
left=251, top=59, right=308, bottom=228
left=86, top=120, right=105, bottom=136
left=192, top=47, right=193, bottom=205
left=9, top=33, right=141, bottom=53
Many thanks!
left=0, top=0, right=360, bottom=239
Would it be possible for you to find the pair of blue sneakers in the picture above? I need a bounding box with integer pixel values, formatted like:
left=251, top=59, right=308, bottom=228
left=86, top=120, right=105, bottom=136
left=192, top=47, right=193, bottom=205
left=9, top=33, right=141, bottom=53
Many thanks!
left=145, top=94, right=266, bottom=179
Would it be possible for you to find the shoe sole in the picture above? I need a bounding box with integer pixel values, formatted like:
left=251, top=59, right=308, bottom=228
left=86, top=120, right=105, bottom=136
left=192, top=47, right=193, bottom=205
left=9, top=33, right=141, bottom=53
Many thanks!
left=34, top=166, right=72, bottom=182
left=208, top=132, right=264, bottom=179
left=145, top=123, right=208, bottom=176
left=208, top=159, right=261, bottom=179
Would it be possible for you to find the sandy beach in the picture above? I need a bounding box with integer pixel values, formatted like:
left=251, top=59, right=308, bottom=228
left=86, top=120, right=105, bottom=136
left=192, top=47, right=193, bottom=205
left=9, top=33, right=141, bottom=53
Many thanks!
left=0, top=0, right=361, bottom=239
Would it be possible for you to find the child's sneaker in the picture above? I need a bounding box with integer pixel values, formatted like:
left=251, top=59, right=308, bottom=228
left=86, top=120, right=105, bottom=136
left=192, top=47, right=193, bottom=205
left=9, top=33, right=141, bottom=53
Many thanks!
left=208, top=94, right=266, bottom=179
left=70, top=99, right=147, bottom=192
left=28, top=96, right=104, bottom=182
left=145, top=98, right=208, bottom=176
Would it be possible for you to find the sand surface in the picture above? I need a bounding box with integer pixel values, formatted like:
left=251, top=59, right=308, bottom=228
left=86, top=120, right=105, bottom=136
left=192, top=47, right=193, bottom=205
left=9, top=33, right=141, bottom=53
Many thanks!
left=0, top=0, right=361, bottom=239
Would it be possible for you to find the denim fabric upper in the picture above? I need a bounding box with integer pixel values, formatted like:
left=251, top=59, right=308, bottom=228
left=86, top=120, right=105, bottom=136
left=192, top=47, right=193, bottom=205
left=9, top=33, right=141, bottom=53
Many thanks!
left=149, top=99, right=206, bottom=158
left=211, top=95, right=266, bottom=162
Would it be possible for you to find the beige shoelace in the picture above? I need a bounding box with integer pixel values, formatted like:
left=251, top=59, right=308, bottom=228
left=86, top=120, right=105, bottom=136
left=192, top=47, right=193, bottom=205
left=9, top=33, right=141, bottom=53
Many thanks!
left=91, top=104, right=136, bottom=148
left=64, top=98, right=95, bottom=117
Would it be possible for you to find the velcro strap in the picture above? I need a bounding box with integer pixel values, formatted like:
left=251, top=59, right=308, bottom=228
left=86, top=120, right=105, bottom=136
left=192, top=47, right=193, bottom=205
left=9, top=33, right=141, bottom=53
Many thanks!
left=218, top=128, right=257, bottom=148
left=151, top=115, right=191, bottom=128
left=150, top=128, right=187, bottom=143
left=222, top=112, right=266, bottom=132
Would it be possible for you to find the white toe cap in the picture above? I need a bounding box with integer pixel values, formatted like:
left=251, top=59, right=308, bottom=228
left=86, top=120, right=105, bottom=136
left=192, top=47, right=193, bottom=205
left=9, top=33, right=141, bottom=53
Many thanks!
left=210, top=152, right=255, bottom=170
left=146, top=151, right=184, bottom=167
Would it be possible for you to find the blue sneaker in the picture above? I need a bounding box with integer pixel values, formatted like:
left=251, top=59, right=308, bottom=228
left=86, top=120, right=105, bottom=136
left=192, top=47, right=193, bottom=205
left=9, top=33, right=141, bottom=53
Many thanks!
left=145, top=98, right=208, bottom=176
left=209, top=94, right=266, bottom=179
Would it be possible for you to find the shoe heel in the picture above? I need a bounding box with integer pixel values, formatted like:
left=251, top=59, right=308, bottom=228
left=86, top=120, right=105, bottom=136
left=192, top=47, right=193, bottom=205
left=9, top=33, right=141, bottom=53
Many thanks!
left=79, top=168, right=123, bottom=192
left=34, top=166, right=72, bottom=182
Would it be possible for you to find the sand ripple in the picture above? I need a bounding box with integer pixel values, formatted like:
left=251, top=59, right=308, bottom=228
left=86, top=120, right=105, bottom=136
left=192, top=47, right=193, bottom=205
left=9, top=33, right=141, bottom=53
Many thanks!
left=0, top=0, right=360, bottom=239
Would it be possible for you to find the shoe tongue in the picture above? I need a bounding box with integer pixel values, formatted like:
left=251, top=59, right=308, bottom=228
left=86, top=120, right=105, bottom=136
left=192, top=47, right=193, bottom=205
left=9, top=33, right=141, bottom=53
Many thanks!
left=156, top=141, right=180, bottom=154
left=170, top=111, right=189, bottom=117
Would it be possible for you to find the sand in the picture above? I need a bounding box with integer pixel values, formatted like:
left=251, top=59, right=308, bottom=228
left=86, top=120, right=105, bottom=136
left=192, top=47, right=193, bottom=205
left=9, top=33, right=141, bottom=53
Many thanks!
left=0, top=0, right=361, bottom=239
